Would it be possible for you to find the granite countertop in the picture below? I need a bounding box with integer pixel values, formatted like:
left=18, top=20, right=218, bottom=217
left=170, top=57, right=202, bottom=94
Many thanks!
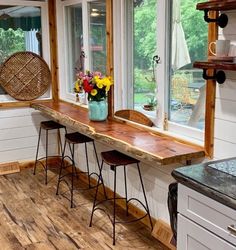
left=172, top=157, right=236, bottom=210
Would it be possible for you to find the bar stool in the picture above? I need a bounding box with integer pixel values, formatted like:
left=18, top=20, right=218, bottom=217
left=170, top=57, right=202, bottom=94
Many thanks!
left=89, top=150, right=153, bottom=245
left=33, top=120, right=67, bottom=185
left=56, top=132, right=106, bottom=208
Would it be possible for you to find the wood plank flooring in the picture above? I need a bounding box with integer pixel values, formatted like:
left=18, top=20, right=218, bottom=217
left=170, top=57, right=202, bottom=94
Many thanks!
left=0, top=168, right=169, bottom=250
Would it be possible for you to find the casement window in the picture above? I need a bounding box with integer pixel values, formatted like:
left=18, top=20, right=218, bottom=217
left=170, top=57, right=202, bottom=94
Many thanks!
left=113, top=0, right=208, bottom=143
left=57, top=0, right=106, bottom=103
left=0, top=0, right=50, bottom=102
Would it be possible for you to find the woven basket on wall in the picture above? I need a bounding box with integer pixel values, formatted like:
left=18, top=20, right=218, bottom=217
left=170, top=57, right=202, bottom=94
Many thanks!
left=0, top=51, right=51, bottom=101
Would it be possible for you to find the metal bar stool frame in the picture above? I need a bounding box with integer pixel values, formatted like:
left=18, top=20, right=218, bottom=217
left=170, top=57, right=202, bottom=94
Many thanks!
left=56, top=132, right=106, bottom=208
left=89, top=151, right=153, bottom=245
left=33, top=121, right=67, bottom=185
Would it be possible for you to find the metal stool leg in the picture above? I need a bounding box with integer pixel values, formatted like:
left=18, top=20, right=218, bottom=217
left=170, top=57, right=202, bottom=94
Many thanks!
left=71, top=144, right=75, bottom=208
left=113, top=166, right=117, bottom=245
left=89, top=160, right=104, bottom=227
left=136, top=163, right=153, bottom=229
left=123, top=165, right=129, bottom=216
left=33, top=126, right=42, bottom=175
left=56, top=140, right=67, bottom=195
left=84, top=142, right=91, bottom=188
left=58, top=127, right=67, bottom=155
left=45, top=129, right=49, bottom=185
left=93, top=141, right=107, bottom=198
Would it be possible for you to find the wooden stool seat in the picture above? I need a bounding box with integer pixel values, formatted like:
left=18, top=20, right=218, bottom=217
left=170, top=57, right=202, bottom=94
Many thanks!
left=101, top=150, right=139, bottom=166
left=65, top=132, right=93, bottom=144
left=41, top=120, right=66, bottom=130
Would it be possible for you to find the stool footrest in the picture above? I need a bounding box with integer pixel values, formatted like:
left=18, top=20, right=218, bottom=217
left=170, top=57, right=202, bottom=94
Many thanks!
left=92, top=198, right=150, bottom=225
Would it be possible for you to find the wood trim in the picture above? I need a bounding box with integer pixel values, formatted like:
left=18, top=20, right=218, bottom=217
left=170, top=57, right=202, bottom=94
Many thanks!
left=48, top=0, right=59, bottom=102
left=204, top=9, right=218, bottom=158
left=0, top=99, right=52, bottom=109
left=19, top=157, right=62, bottom=170
left=106, top=0, right=114, bottom=118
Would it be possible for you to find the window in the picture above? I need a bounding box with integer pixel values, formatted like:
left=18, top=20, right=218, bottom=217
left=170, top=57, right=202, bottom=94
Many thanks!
left=57, top=0, right=106, bottom=103
left=114, top=0, right=208, bottom=142
left=0, top=0, right=50, bottom=102
left=169, top=0, right=208, bottom=133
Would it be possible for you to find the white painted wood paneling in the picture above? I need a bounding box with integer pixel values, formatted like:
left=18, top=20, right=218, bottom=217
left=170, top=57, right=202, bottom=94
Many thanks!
left=214, top=10, right=236, bottom=159
left=215, top=98, right=236, bottom=123
left=214, top=139, right=236, bottom=159
left=219, top=11, right=236, bottom=36
left=215, top=119, right=236, bottom=144
left=216, top=75, right=236, bottom=102
left=0, top=108, right=58, bottom=164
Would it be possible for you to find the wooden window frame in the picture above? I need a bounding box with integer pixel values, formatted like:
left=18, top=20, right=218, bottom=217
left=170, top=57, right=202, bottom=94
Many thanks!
left=110, top=0, right=216, bottom=158
left=0, top=0, right=54, bottom=108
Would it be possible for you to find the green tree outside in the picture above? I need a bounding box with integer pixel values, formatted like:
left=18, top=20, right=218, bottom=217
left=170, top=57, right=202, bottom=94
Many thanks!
left=0, top=28, right=25, bottom=64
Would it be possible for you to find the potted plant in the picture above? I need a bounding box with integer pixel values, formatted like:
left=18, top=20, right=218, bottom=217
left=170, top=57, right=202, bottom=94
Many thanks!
left=143, top=94, right=157, bottom=111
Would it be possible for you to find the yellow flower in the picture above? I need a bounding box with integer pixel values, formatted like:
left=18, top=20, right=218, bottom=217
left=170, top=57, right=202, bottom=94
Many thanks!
left=74, top=80, right=81, bottom=92
left=100, top=77, right=113, bottom=92
left=97, top=80, right=104, bottom=89
left=93, top=76, right=103, bottom=89
left=91, top=89, right=98, bottom=96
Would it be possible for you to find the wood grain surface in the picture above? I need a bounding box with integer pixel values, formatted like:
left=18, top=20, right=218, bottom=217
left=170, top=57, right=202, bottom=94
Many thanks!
left=31, top=101, right=205, bottom=165
left=196, top=1, right=236, bottom=11
left=0, top=168, right=168, bottom=249
left=194, top=61, right=236, bottom=71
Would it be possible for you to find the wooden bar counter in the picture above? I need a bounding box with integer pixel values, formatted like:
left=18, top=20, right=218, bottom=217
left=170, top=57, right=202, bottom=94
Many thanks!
left=31, top=101, right=205, bottom=166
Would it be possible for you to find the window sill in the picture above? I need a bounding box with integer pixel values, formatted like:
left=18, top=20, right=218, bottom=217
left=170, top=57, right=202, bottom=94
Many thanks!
left=59, top=97, right=88, bottom=109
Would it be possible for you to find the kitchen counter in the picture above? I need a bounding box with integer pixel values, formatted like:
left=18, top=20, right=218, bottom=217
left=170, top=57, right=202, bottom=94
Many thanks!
left=172, top=157, right=236, bottom=210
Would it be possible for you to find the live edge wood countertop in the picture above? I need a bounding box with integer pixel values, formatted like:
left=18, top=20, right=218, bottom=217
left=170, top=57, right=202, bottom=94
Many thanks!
left=31, top=101, right=205, bottom=166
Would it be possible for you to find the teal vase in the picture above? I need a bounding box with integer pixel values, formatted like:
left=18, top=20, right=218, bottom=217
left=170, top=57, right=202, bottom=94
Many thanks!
left=88, top=99, right=108, bottom=121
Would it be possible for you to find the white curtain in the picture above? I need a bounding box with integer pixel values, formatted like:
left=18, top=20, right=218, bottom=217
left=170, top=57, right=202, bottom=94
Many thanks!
left=24, top=29, right=39, bottom=54
left=171, top=0, right=191, bottom=70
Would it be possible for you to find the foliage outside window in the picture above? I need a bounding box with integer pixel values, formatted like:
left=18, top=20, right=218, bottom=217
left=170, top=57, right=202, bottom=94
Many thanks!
left=116, top=0, right=208, bottom=139
left=169, top=0, right=208, bottom=130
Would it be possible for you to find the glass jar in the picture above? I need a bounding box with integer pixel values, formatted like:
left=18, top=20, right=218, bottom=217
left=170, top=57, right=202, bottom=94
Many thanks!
left=88, top=99, right=108, bottom=121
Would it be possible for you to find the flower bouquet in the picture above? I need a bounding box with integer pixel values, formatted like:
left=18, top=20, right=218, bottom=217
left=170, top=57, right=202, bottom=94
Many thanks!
left=74, top=71, right=113, bottom=121
left=75, top=71, right=113, bottom=101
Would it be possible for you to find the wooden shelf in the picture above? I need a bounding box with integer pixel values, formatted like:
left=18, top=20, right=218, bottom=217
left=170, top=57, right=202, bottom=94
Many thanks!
left=194, top=61, right=236, bottom=71
left=197, top=1, right=236, bottom=11
left=194, top=61, right=236, bottom=84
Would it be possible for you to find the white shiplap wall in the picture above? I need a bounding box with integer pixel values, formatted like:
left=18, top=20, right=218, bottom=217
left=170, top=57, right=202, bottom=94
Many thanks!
left=215, top=10, right=236, bottom=159
left=0, top=108, right=58, bottom=163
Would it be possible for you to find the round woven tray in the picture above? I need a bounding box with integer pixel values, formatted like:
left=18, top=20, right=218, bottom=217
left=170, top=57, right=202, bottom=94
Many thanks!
left=0, top=51, right=51, bottom=101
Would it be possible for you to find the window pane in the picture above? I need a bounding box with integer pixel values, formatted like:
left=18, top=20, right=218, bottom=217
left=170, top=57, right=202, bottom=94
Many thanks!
left=65, top=4, right=83, bottom=94
left=169, top=0, right=207, bottom=130
left=88, top=1, right=106, bottom=73
left=0, top=5, right=42, bottom=95
left=132, top=0, right=157, bottom=115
